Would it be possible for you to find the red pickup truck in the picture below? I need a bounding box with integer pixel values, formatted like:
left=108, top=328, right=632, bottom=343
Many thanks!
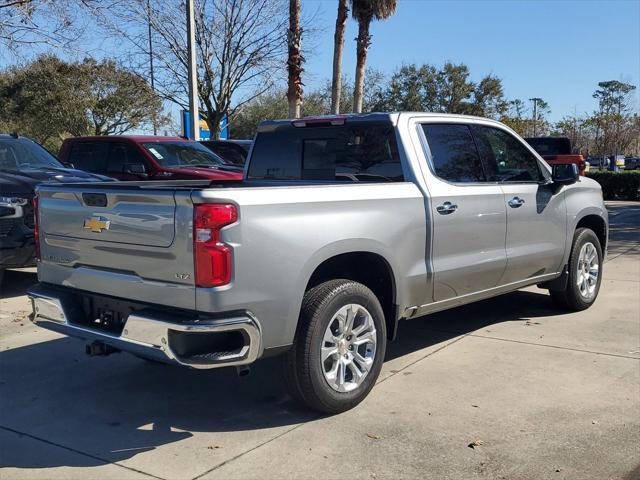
left=58, top=136, right=243, bottom=181
left=524, top=137, right=586, bottom=176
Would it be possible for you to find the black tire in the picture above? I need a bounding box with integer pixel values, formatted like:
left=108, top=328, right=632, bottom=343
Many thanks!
left=549, top=228, right=603, bottom=311
left=284, top=279, right=387, bottom=414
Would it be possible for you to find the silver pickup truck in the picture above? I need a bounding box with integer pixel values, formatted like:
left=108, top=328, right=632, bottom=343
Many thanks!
left=28, top=113, right=608, bottom=413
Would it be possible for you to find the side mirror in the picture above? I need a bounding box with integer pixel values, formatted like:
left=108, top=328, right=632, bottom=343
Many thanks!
left=552, top=163, right=579, bottom=185
left=62, top=162, right=75, bottom=169
left=123, top=163, right=148, bottom=178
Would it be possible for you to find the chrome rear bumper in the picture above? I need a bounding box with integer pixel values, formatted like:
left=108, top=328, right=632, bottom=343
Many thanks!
left=27, top=284, right=262, bottom=369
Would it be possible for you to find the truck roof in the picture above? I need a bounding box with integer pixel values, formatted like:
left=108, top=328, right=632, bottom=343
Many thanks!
left=63, top=135, right=189, bottom=143
left=257, top=112, right=505, bottom=131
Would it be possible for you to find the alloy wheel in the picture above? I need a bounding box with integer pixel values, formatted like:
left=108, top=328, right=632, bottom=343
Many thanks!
left=320, top=304, right=377, bottom=393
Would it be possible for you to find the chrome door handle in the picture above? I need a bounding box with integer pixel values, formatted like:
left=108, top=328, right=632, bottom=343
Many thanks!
left=436, top=201, right=458, bottom=215
left=508, top=196, right=525, bottom=208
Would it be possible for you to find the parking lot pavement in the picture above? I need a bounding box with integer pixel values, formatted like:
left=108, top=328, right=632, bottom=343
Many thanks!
left=1, top=202, right=638, bottom=480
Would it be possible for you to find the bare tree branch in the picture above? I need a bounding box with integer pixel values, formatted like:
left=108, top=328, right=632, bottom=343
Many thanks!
left=86, top=0, right=289, bottom=138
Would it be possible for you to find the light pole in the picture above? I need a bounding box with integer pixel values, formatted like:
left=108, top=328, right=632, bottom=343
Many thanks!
left=529, top=97, right=542, bottom=137
left=186, top=0, right=199, bottom=140
left=147, top=0, right=157, bottom=135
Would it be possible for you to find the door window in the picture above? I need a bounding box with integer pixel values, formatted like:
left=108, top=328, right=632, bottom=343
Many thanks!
left=107, top=143, right=147, bottom=173
left=472, top=126, right=544, bottom=183
left=68, top=142, right=109, bottom=173
left=420, top=124, right=485, bottom=183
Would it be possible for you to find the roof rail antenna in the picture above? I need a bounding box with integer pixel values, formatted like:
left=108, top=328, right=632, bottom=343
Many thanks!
left=10, top=132, right=19, bottom=138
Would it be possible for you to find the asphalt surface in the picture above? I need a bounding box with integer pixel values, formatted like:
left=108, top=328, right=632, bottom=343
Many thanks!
left=1, top=201, right=638, bottom=480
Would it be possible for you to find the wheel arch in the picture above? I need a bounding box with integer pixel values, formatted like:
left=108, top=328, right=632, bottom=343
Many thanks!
left=303, top=250, right=399, bottom=342
left=541, top=208, right=608, bottom=292
left=575, top=214, right=608, bottom=253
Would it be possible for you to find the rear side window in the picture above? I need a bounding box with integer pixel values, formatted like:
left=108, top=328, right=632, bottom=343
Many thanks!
left=107, top=143, right=147, bottom=173
left=421, top=124, right=485, bottom=183
left=209, top=144, right=246, bottom=165
left=473, top=126, right=544, bottom=182
left=68, top=142, right=109, bottom=173
left=248, top=124, right=404, bottom=182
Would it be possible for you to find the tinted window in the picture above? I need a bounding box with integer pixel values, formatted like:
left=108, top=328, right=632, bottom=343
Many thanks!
left=107, top=143, right=147, bottom=173
left=248, top=124, right=404, bottom=182
left=421, top=124, right=485, bottom=183
left=68, top=142, right=109, bottom=173
left=474, top=126, right=544, bottom=182
left=203, top=143, right=247, bottom=165
left=0, top=138, right=62, bottom=169
left=524, top=137, right=571, bottom=156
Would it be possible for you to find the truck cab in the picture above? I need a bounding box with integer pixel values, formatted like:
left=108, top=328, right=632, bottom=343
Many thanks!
left=58, top=136, right=243, bottom=182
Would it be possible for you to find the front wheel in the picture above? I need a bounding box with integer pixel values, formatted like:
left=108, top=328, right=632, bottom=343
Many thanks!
left=284, top=279, right=387, bottom=414
left=550, top=228, right=603, bottom=311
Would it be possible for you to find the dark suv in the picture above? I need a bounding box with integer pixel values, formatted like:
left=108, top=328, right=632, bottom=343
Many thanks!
left=0, top=134, right=109, bottom=280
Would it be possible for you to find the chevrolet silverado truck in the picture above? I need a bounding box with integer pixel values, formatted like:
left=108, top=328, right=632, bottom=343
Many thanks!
left=28, top=113, right=608, bottom=413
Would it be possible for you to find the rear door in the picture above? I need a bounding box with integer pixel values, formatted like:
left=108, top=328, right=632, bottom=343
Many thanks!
left=418, top=123, right=507, bottom=302
left=67, top=142, right=109, bottom=175
left=472, top=125, right=566, bottom=285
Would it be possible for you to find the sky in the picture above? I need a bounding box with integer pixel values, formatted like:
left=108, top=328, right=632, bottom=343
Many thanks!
left=3, top=0, right=639, bottom=123
left=300, top=0, right=640, bottom=121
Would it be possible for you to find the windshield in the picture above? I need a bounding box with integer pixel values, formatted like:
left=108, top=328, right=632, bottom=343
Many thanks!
left=0, top=137, right=63, bottom=170
left=142, top=141, right=228, bottom=168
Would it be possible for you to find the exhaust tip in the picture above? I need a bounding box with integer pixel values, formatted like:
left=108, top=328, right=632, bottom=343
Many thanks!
left=236, top=365, right=251, bottom=377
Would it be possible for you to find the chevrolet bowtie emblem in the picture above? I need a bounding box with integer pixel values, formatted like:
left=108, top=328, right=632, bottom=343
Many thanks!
left=84, top=216, right=110, bottom=233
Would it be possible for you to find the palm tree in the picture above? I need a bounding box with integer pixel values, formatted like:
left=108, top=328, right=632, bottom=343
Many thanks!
left=350, top=0, right=397, bottom=113
left=330, top=0, right=349, bottom=114
left=287, top=0, right=303, bottom=118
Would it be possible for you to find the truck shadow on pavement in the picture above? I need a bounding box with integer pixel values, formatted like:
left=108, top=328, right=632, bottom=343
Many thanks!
left=0, top=288, right=566, bottom=470
left=385, top=289, right=562, bottom=361
left=0, top=269, right=37, bottom=300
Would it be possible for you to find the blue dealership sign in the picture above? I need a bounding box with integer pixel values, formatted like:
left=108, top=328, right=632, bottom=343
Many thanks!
left=181, top=111, right=228, bottom=140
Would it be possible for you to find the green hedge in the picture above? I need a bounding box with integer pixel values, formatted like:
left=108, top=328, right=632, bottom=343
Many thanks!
left=585, top=171, right=640, bottom=201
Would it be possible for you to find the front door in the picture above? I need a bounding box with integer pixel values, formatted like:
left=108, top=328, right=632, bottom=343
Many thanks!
left=106, top=143, right=150, bottom=180
left=471, top=125, right=567, bottom=285
left=419, top=123, right=507, bottom=302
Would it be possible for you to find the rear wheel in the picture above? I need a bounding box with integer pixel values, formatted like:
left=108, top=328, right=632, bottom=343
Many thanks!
left=284, top=279, right=387, bottom=414
left=550, top=228, right=603, bottom=311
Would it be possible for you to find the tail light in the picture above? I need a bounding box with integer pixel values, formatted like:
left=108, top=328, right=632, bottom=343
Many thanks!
left=33, top=195, right=40, bottom=261
left=193, top=203, right=237, bottom=287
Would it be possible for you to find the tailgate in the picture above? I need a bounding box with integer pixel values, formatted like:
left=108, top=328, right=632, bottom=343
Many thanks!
left=37, top=184, right=196, bottom=310
left=41, top=189, right=176, bottom=247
